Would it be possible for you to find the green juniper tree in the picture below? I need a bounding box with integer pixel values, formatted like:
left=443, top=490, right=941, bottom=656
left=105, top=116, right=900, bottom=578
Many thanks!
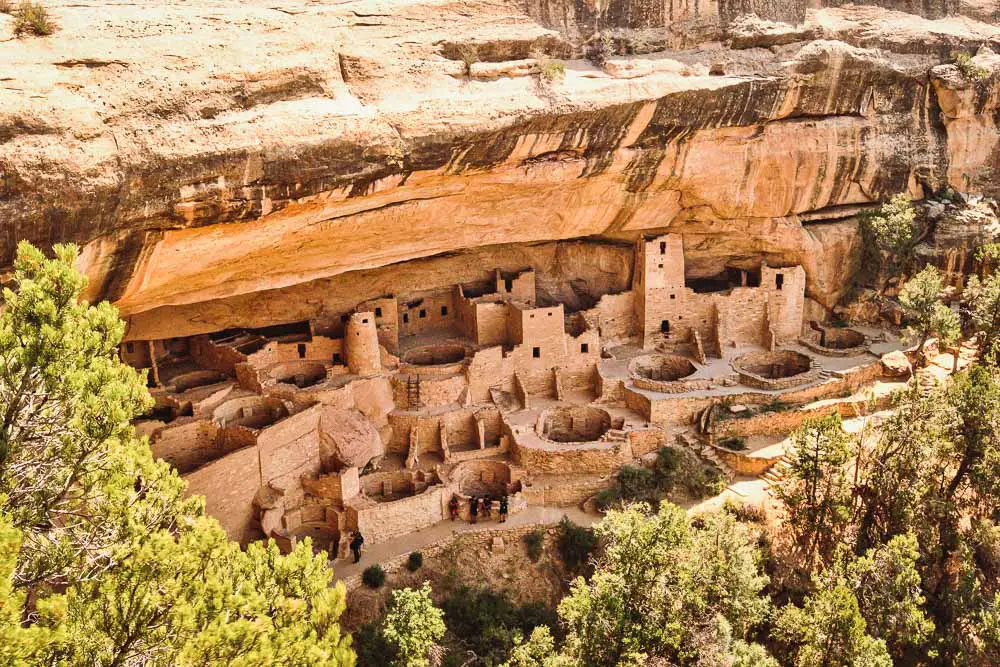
left=0, top=242, right=355, bottom=666
left=557, top=503, right=772, bottom=667
left=381, top=583, right=446, bottom=667
left=776, top=415, right=854, bottom=566
left=775, top=578, right=892, bottom=667
left=964, top=271, right=1000, bottom=362
left=898, top=265, right=960, bottom=366
left=858, top=194, right=920, bottom=292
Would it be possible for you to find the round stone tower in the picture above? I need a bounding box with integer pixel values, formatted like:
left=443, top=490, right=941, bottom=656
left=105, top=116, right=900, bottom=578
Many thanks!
left=346, top=312, right=381, bottom=376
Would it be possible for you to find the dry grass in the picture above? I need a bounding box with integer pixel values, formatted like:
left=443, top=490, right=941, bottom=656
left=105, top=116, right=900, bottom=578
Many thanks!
left=13, top=1, right=55, bottom=37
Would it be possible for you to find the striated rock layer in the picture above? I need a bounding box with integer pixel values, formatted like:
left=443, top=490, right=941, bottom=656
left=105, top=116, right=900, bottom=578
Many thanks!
left=3, top=1, right=1000, bottom=338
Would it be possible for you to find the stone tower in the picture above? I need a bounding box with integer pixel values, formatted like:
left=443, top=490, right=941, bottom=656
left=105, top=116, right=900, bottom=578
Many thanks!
left=346, top=312, right=381, bottom=376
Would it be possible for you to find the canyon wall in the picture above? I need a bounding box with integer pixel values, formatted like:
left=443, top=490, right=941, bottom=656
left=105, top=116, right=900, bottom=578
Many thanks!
left=2, top=0, right=1000, bottom=339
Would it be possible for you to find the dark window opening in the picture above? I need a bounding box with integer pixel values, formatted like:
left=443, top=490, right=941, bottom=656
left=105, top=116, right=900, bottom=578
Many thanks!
left=403, top=313, right=409, bottom=324
left=362, top=318, right=368, bottom=324
left=297, top=343, right=306, bottom=359
left=658, top=263, right=663, bottom=269
left=547, top=312, right=553, bottom=316
left=670, top=294, right=676, bottom=300
left=333, top=353, right=342, bottom=364
left=660, top=241, right=666, bottom=254
left=440, top=306, right=448, bottom=316
left=776, top=274, right=784, bottom=290
left=375, top=307, right=382, bottom=317
left=125, top=342, right=134, bottom=354
left=532, top=347, right=541, bottom=358
left=504, top=278, right=513, bottom=291
left=660, top=320, right=670, bottom=335
left=581, top=343, right=589, bottom=354
left=419, top=309, right=426, bottom=319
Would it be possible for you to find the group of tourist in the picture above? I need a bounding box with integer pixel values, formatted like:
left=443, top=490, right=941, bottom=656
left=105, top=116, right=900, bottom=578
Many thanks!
left=448, top=493, right=509, bottom=524
left=347, top=493, right=510, bottom=566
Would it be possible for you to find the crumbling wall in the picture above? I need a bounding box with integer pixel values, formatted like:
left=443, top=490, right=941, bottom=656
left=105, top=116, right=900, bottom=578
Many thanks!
left=513, top=440, right=629, bottom=474
left=189, top=336, right=246, bottom=375
left=761, top=265, right=806, bottom=343
left=475, top=302, right=511, bottom=346
left=356, top=487, right=446, bottom=543
left=358, top=296, right=399, bottom=354
left=399, top=290, right=457, bottom=338
left=467, top=346, right=506, bottom=402
left=151, top=420, right=221, bottom=473
left=714, top=288, right=768, bottom=348
left=258, top=407, right=323, bottom=508
left=246, top=336, right=342, bottom=368
left=184, top=445, right=262, bottom=545
left=584, top=292, right=636, bottom=343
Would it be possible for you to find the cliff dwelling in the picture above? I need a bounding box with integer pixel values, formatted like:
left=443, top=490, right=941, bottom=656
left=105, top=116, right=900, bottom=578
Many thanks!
left=118, top=233, right=908, bottom=556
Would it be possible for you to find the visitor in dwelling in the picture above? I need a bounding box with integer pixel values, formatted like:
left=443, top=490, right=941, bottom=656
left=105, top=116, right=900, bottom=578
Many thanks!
left=469, top=496, right=479, bottom=524
left=448, top=494, right=460, bottom=521
left=482, top=496, right=493, bottom=520
left=498, top=495, right=509, bottom=523
left=349, top=531, right=365, bottom=563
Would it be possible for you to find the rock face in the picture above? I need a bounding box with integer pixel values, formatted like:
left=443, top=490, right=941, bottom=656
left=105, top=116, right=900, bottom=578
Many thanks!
left=2, top=1, right=1000, bottom=339
left=319, top=407, right=383, bottom=470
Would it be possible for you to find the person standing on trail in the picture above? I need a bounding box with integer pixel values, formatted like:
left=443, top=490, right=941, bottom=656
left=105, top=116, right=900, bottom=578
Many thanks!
left=498, top=494, right=509, bottom=523
left=469, top=496, right=479, bottom=524
left=350, top=531, right=365, bottom=563
left=448, top=494, right=460, bottom=521
left=482, top=496, right=493, bottom=520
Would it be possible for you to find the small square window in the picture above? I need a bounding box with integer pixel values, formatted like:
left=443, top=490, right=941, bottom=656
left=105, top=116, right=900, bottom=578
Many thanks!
left=125, top=342, right=134, bottom=354
left=375, top=307, right=382, bottom=317
left=669, top=294, right=675, bottom=300
left=658, top=263, right=663, bottom=269
left=532, top=347, right=541, bottom=359
left=530, top=314, right=535, bottom=319
left=362, top=318, right=368, bottom=324
left=440, top=306, right=448, bottom=316
left=419, top=309, right=426, bottom=319
left=581, top=343, right=589, bottom=354
left=547, top=312, right=553, bottom=316
left=403, top=313, right=409, bottom=324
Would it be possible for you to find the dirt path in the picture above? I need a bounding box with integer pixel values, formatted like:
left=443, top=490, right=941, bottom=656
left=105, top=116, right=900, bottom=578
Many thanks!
left=333, top=505, right=597, bottom=581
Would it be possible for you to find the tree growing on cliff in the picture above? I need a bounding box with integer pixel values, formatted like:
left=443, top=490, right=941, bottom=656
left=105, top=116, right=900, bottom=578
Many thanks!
left=775, top=577, right=892, bottom=667
left=557, top=503, right=772, bottom=666
left=381, top=583, right=446, bottom=667
left=965, top=272, right=1000, bottom=361
left=857, top=194, right=920, bottom=290
left=0, top=242, right=355, bottom=666
left=776, top=415, right=854, bottom=566
left=898, top=265, right=960, bottom=364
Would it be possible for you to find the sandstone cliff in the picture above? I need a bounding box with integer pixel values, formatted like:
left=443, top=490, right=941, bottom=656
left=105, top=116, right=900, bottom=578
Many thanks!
left=2, top=0, right=1000, bottom=338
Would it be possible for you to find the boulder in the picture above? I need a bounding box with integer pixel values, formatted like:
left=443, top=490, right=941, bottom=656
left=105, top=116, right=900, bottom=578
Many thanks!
left=881, top=350, right=913, bottom=379
left=319, top=407, right=384, bottom=471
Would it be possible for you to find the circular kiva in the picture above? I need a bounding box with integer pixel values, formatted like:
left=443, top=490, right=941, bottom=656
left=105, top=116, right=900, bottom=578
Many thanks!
left=537, top=405, right=612, bottom=443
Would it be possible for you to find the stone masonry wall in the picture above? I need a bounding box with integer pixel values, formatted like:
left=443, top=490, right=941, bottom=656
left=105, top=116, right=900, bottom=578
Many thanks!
left=184, top=445, right=262, bottom=545
left=356, top=486, right=446, bottom=543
